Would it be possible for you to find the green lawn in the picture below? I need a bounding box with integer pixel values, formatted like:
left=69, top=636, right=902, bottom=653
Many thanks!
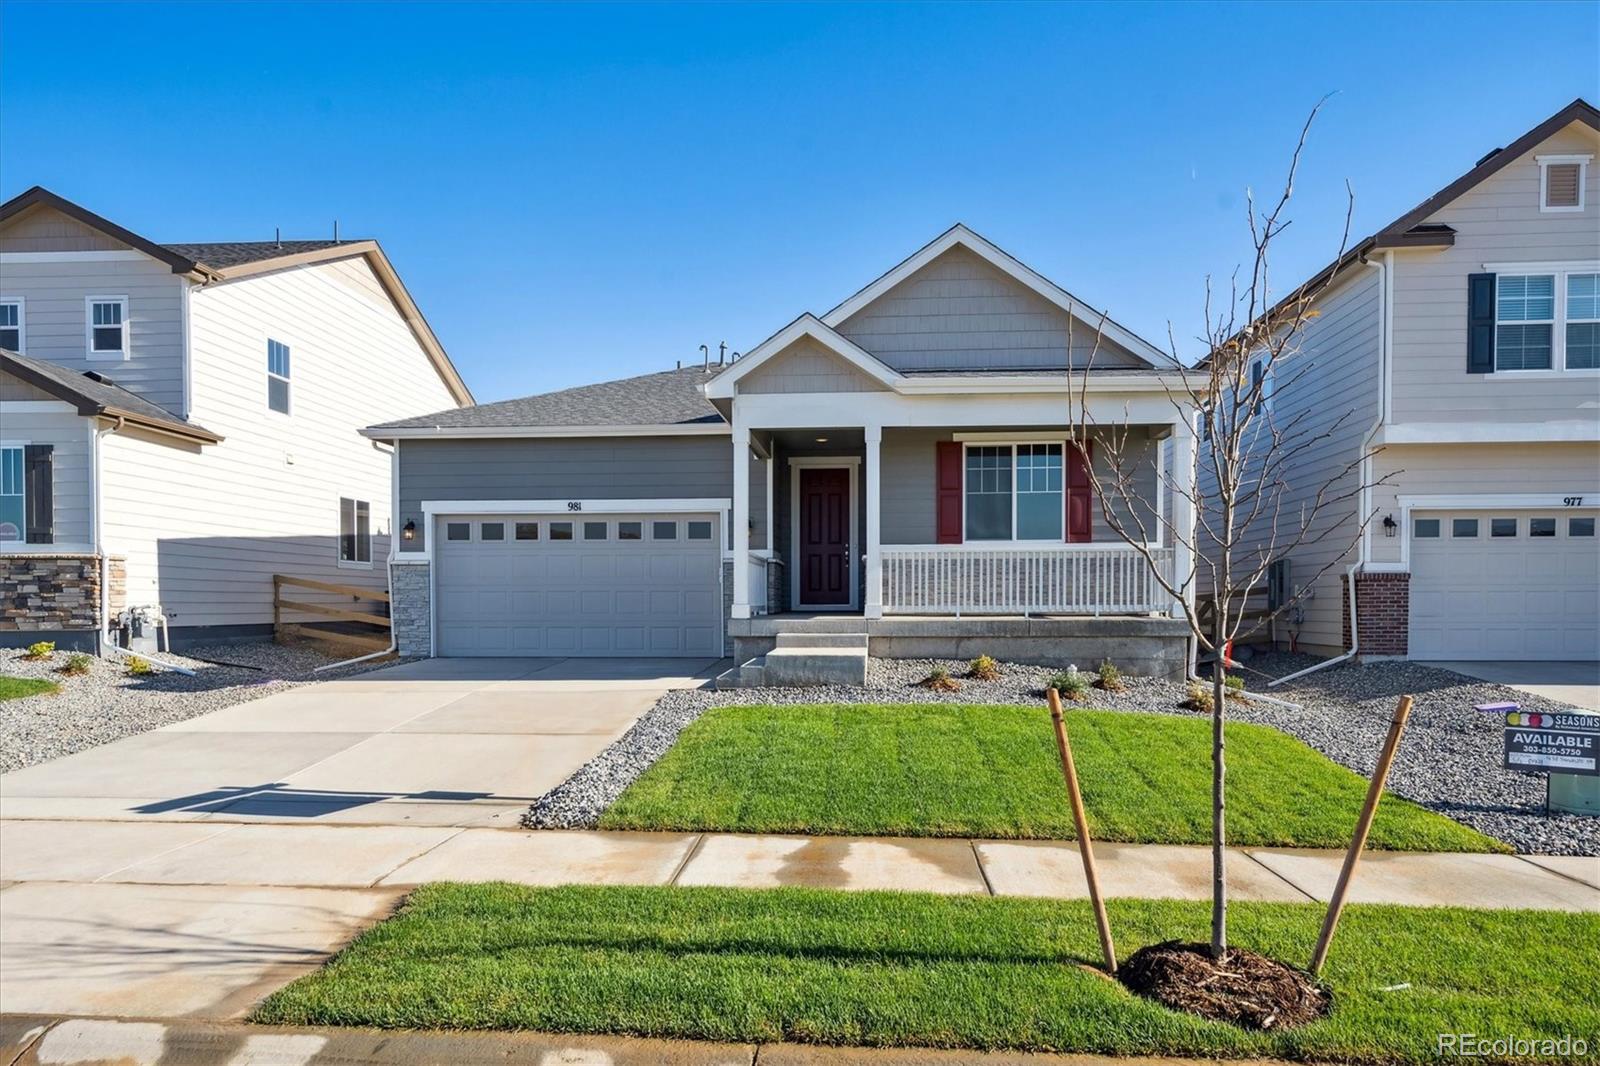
left=0, top=675, right=60, bottom=701
left=600, top=704, right=1500, bottom=852
left=257, top=883, right=1598, bottom=1063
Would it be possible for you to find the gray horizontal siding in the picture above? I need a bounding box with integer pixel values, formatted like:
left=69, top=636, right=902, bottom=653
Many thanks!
left=837, top=246, right=1147, bottom=372
left=397, top=435, right=741, bottom=553
left=0, top=402, right=92, bottom=546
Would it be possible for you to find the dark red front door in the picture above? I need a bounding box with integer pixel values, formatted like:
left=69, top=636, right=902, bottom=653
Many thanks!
left=799, top=466, right=851, bottom=607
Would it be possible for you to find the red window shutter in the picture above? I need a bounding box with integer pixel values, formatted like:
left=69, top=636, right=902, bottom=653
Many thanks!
left=1066, top=441, right=1093, bottom=543
left=935, top=441, right=963, bottom=544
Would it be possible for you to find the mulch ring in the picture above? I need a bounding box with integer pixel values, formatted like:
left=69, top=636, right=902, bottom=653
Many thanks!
left=1119, top=940, right=1329, bottom=1030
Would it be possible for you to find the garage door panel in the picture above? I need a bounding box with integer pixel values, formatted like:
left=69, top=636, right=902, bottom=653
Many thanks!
left=1410, top=509, right=1598, bottom=662
left=434, top=513, right=722, bottom=657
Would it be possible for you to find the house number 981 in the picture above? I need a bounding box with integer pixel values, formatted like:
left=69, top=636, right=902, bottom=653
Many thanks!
left=567, top=501, right=583, bottom=511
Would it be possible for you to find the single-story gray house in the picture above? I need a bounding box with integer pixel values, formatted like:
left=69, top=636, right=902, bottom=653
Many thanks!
left=364, top=225, right=1198, bottom=679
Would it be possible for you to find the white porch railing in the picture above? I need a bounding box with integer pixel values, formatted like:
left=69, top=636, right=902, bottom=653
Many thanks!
left=881, top=544, right=1173, bottom=616
left=747, top=551, right=771, bottom=615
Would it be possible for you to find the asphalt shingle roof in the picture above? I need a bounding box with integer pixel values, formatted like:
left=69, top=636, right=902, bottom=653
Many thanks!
left=370, top=365, right=727, bottom=431
left=1, top=349, right=222, bottom=442
left=162, top=240, right=357, bottom=270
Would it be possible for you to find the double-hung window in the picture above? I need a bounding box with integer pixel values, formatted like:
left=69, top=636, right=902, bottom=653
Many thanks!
left=0, top=299, right=23, bottom=351
left=267, top=339, right=292, bottom=413
left=1494, top=269, right=1599, bottom=372
left=0, top=446, right=23, bottom=542
left=86, top=297, right=128, bottom=359
left=964, top=443, right=1064, bottom=542
left=339, top=497, right=371, bottom=566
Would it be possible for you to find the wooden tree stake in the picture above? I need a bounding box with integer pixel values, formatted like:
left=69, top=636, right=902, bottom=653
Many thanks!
left=1047, top=687, right=1117, bottom=975
left=1309, top=694, right=1413, bottom=975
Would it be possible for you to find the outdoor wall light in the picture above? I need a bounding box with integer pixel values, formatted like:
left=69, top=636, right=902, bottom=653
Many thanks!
left=1382, top=514, right=1397, bottom=537
left=402, top=519, right=417, bottom=541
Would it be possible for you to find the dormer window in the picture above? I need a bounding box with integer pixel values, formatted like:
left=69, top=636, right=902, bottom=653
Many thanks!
left=1538, top=154, right=1589, bottom=212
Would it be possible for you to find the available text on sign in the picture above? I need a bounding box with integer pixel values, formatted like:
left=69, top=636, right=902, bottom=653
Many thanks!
left=1502, top=711, right=1599, bottom=776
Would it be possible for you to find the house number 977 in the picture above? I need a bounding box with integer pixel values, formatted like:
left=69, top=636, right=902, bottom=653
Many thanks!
left=1563, top=497, right=1584, bottom=507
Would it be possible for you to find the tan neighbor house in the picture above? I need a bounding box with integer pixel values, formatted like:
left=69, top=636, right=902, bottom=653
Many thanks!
left=1223, top=98, right=1600, bottom=663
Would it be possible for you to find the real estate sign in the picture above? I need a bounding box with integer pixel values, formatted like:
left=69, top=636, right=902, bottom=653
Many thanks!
left=1503, top=711, right=1599, bottom=776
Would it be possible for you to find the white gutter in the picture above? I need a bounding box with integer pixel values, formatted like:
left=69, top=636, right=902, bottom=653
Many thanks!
left=1268, top=255, right=1390, bottom=688
left=91, top=419, right=114, bottom=653
left=360, top=423, right=733, bottom=441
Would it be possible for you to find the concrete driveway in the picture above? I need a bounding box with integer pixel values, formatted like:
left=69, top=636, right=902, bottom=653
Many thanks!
left=0, top=655, right=717, bottom=1019
left=0, top=656, right=721, bottom=827
left=1424, top=660, right=1600, bottom=712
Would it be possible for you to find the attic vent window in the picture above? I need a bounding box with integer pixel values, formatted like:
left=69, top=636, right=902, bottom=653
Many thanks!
left=1538, top=154, right=1589, bottom=212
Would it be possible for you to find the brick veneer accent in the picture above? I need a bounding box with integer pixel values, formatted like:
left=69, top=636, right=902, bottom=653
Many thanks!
left=1341, top=570, right=1409, bottom=657
left=0, top=555, right=103, bottom=631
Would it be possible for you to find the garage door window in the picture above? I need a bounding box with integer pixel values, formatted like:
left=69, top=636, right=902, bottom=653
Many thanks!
left=583, top=521, right=608, bottom=540
left=549, top=521, right=573, bottom=541
left=1491, top=518, right=1518, bottom=537
left=446, top=522, right=470, bottom=541
left=653, top=521, right=677, bottom=540
left=1413, top=518, right=1440, bottom=538
left=1452, top=518, right=1479, bottom=538
left=618, top=521, right=642, bottom=540
left=1570, top=517, right=1595, bottom=537
left=1530, top=517, right=1556, bottom=537
left=515, top=522, right=539, bottom=541
left=687, top=520, right=712, bottom=540
left=481, top=522, right=504, bottom=541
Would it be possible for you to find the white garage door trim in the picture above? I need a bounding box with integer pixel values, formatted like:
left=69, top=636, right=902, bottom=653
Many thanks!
left=423, top=498, right=731, bottom=658
left=1394, top=492, right=1599, bottom=572
left=1406, top=505, right=1599, bottom=662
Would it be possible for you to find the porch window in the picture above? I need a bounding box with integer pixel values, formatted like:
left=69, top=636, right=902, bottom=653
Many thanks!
left=0, top=446, right=23, bottom=541
left=964, top=443, right=1063, bottom=542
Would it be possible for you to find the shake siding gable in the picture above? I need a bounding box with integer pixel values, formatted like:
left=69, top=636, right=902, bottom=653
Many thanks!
left=99, top=255, right=460, bottom=629
left=1389, top=121, right=1600, bottom=425
left=835, top=245, right=1148, bottom=371
left=738, top=337, right=889, bottom=394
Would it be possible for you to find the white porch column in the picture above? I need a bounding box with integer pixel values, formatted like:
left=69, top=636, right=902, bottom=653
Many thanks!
left=731, top=424, right=752, bottom=620
left=765, top=453, right=774, bottom=556
left=864, top=423, right=883, bottom=619
left=1169, top=414, right=1198, bottom=619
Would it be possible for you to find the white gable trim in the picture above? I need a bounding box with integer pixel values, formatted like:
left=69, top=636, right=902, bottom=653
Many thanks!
left=819, top=223, right=1168, bottom=367
left=703, top=313, right=902, bottom=399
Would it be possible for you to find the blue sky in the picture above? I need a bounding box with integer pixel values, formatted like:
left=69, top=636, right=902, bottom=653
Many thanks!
left=3, top=2, right=1595, bottom=402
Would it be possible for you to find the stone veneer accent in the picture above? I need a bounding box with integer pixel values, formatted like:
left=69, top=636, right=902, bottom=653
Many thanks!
left=1, top=555, right=103, bottom=632
left=1342, top=570, right=1409, bottom=657
left=391, top=561, right=433, bottom=656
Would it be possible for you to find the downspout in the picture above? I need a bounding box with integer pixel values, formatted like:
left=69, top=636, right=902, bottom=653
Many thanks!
left=1268, top=253, right=1388, bottom=688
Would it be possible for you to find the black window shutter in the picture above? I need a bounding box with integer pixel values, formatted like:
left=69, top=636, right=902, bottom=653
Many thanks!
left=23, top=444, right=53, bottom=544
left=1467, top=273, right=1496, bottom=374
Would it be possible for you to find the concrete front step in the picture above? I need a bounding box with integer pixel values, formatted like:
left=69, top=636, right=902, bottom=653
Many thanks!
left=774, top=632, right=869, bottom=649
left=762, top=647, right=868, bottom=686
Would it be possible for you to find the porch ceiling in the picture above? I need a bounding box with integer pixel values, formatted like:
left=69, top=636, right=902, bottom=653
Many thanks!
left=766, top=427, right=866, bottom=451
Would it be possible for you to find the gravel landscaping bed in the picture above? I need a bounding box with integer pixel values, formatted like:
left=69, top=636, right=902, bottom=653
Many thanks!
left=0, top=643, right=405, bottom=772
left=526, top=652, right=1598, bottom=856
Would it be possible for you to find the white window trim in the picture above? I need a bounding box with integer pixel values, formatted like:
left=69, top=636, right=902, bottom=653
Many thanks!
left=1490, top=267, right=1600, bottom=375
left=1536, top=154, right=1590, bottom=213
left=84, top=295, right=129, bottom=361
left=0, top=440, right=26, bottom=546
left=0, top=296, right=25, bottom=352
left=337, top=496, right=373, bottom=569
left=267, top=337, right=292, bottom=415
left=961, top=440, right=1068, bottom=545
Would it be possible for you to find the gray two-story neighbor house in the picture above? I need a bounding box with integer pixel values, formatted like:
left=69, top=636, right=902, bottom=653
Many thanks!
left=0, top=187, right=471, bottom=651
left=366, top=225, right=1198, bottom=680
left=1208, top=98, right=1600, bottom=665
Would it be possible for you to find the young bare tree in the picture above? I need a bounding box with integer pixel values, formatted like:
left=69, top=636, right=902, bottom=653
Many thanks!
left=1064, top=100, right=1387, bottom=958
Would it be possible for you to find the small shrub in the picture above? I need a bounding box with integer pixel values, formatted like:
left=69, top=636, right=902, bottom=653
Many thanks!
left=968, top=655, right=1001, bottom=681
left=125, top=655, right=153, bottom=676
left=1183, top=680, right=1214, bottom=713
left=60, top=653, right=92, bottom=676
left=1049, top=667, right=1089, bottom=701
left=22, top=640, right=56, bottom=661
left=920, top=665, right=962, bottom=692
left=1225, top=674, right=1246, bottom=693
left=1096, top=659, right=1127, bottom=692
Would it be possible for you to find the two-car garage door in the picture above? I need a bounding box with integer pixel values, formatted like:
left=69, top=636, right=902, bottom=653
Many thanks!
left=434, top=513, right=722, bottom=657
left=1409, top=509, right=1599, bottom=661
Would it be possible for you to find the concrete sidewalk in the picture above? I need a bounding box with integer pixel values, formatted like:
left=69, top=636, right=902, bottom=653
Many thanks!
left=0, top=1015, right=1279, bottom=1066
left=4, top=818, right=1597, bottom=1021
